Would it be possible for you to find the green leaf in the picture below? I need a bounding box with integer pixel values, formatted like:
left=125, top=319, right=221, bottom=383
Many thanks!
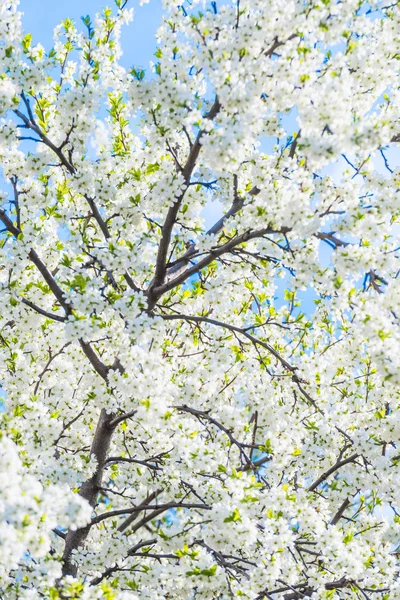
left=146, top=163, right=160, bottom=175
left=22, top=33, right=32, bottom=52
left=130, top=67, right=145, bottom=80
left=224, top=508, right=241, bottom=523
left=14, top=404, right=26, bottom=417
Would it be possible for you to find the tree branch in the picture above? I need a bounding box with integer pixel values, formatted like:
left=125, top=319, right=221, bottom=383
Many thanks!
left=15, top=94, right=76, bottom=174
left=21, top=297, right=66, bottom=322
left=166, top=184, right=260, bottom=276
left=330, top=498, right=351, bottom=526
left=159, top=313, right=295, bottom=373
left=89, top=539, right=158, bottom=586
left=62, top=409, right=115, bottom=577
left=118, top=490, right=162, bottom=533
left=85, top=194, right=111, bottom=239
left=91, top=501, right=211, bottom=526
left=108, top=410, right=138, bottom=429
left=174, top=404, right=254, bottom=466
left=149, top=98, right=221, bottom=293
left=106, top=456, right=160, bottom=471
left=308, top=453, right=359, bottom=492
left=149, top=225, right=289, bottom=303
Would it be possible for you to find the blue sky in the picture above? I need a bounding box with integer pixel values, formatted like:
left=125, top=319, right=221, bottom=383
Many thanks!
left=19, top=0, right=163, bottom=69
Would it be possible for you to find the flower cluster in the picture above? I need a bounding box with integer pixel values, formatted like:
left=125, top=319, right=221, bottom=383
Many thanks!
left=0, top=0, right=400, bottom=598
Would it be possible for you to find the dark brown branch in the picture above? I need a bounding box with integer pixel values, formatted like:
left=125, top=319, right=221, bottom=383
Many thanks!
left=128, top=538, right=158, bottom=555
left=0, top=179, right=125, bottom=587
left=34, top=343, right=72, bottom=396
left=330, top=498, right=351, bottom=525
left=159, top=313, right=295, bottom=373
left=89, top=539, right=158, bottom=586
left=0, top=207, right=21, bottom=237
left=91, top=501, right=211, bottom=526
left=28, top=249, right=69, bottom=310
left=85, top=195, right=111, bottom=239
left=109, top=410, right=138, bottom=429
left=316, top=232, right=349, bottom=248
left=167, top=200, right=245, bottom=274
left=16, top=101, right=118, bottom=260
left=150, top=225, right=290, bottom=302
left=10, top=176, right=21, bottom=230
left=21, top=297, right=66, bottom=322
left=264, top=33, right=298, bottom=57
left=62, top=409, right=115, bottom=577
left=257, top=576, right=352, bottom=600
left=14, top=103, right=76, bottom=174
left=149, top=98, right=221, bottom=292
left=118, top=490, right=162, bottom=533
left=124, top=271, right=141, bottom=293
left=239, top=454, right=272, bottom=472
left=182, top=99, right=221, bottom=183
left=28, top=250, right=111, bottom=381
left=106, top=456, right=160, bottom=471
left=0, top=205, right=117, bottom=381
left=55, top=407, right=86, bottom=446
left=289, top=130, right=301, bottom=159
left=308, top=453, right=359, bottom=492
left=167, top=185, right=260, bottom=276
left=53, top=528, right=66, bottom=540
left=128, top=551, right=179, bottom=559
left=79, top=340, right=111, bottom=381
left=174, top=404, right=253, bottom=466
left=126, top=506, right=171, bottom=535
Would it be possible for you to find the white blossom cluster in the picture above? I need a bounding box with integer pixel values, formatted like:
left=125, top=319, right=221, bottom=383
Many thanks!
left=0, top=434, right=91, bottom=593
left=0, top=0, right=400, bottom=598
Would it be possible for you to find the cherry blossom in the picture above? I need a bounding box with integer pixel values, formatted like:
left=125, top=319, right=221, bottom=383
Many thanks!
left=0, top=0, right=400, bottom=598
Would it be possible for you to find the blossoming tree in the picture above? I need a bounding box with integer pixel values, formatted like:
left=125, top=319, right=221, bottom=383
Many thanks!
left=1, top=0, right=400, bottom=597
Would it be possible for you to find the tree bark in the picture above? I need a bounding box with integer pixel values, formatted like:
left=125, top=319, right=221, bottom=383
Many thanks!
left=62, top=409, right=114, bottom=577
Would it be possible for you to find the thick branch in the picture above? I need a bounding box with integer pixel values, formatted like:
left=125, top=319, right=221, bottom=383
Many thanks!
left=28, top=249, right=69, bottom=310
left=149, top=99, right=221, bottom=291
left=109, top=410, right=138, bottom=428
left=166, top=185, right=259, bottom=276
left=0, top=207, right=21, bottom=237
left=62, top=409, right=116, bottom=577
left=150, top=225, right=289, bottom=303
left=79, top=340, right=111, bottom=381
